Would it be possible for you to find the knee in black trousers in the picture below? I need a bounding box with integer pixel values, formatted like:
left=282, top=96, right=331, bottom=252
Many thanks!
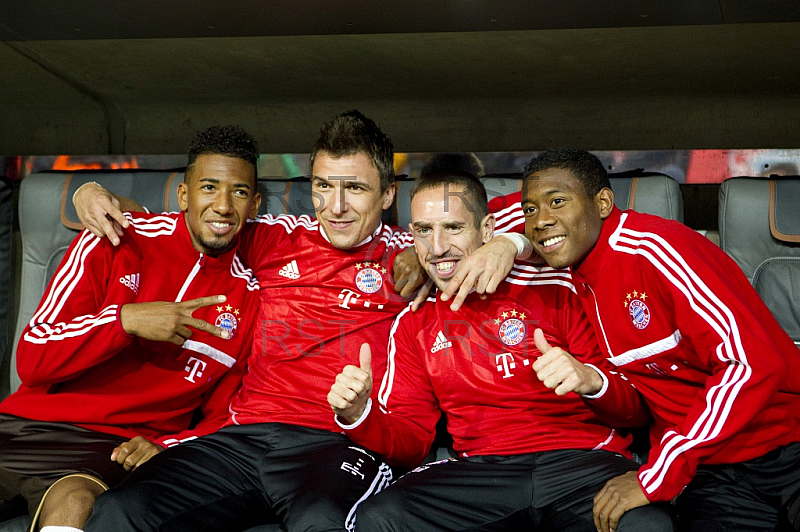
left=288, top=489, right=357, bottom=532
left=355, top=489, right=404, bottom=531
left=88, top=482, right=154, bottom=531
left=617, top=503, right=675, bottom=532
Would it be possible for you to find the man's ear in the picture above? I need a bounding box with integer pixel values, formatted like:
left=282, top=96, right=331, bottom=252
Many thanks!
left=177, top=182, right=189, bottom=212
left=249, top=192, right=262, bottom=219
left=480, top=213, right=495, bottom=244
left=382, top=183, right=396, bottom=210
left=595, top=188, right=614, bottom=219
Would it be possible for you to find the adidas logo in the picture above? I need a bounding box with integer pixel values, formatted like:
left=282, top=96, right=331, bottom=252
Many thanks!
left=279, top=260, right=301, bottom=280
left=430, top=330, right=452, bottom=353
left=119, top=273, right=140, bottom=294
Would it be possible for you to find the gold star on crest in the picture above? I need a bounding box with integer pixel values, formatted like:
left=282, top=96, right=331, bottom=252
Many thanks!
left=372, top=262, right=380, bottom=269
left=381, top=267, right=387, bottom=275
left=233, top=308, right=240, bottom=316
left=623, top=288, right=648, bottom=307
left=519, top=312, right=526, bottom=320
left=510, top=309, right=518, bottom=317
left=216, top=306, right=223, bottom=312
left=501, top=311, right=509, bottom=319
left=225, top=304, right=232, bottom=311
left=355, top=263, right=363, bottom=270
left=494, top=318, right=501, bottom=325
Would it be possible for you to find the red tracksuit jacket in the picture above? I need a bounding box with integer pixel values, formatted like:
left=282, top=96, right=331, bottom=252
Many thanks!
left=573, top=207, right=800, bottom=502
left=0, top=212, right=259, bottom=447
left=338, top=264, right=648, bottom=470
left=226, top=215, right=413, bottom=432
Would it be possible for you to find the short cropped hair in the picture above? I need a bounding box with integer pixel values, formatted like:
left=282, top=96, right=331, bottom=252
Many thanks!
left=186, top=125, right=259, bottom=178
left=420, top=152, right=485, bottom=180
left=523, top=148, right=611, bottom=197
left=410, top=168, right=488, bottom=228
left=309, top=110, right=395, bottom=191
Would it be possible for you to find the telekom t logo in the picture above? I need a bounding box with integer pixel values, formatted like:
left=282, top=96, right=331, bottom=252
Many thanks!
left=338, top=289, right=361, bottom=309
left=495, top=353, right=516, bottom=378
left=185, top=357, right=207, bottom=383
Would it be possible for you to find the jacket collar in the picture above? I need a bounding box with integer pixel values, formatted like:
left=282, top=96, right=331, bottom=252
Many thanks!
left=176, top=211, right=241, bottom=272
left=573, top=206, right=624, bottom=286
left=318, top=221, right=385, bottom=250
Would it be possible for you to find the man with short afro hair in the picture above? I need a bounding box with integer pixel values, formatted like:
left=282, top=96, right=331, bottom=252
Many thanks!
left=522, top=147, right=800, bottom=532
left=187, top=125, right=260, bottom=169
left=0, top=125, right=261, bottom=532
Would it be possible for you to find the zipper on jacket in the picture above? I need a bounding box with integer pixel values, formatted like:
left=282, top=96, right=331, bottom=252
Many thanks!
left=586, top=284, right=615, bottom=358
left=175, top=254, right=204, bottom=302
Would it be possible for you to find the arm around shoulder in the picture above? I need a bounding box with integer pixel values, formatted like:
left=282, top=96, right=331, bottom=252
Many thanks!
left=74, top=182, right=144, bottom=245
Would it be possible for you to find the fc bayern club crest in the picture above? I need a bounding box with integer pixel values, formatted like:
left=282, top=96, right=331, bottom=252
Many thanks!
left=623, top=290, right=651, bottom=330
left=214, top=306, right=239, bottom=339
left=493, top=308, right=527, bottom=346
left=499, top=318, right=525, bottom=346
left=354, top=262, right=385, bottom=294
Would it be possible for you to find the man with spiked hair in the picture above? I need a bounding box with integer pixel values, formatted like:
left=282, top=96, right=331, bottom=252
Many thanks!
left=77, top=111, right=524, bottom=531
left=0, top=125, right=262, bottom=532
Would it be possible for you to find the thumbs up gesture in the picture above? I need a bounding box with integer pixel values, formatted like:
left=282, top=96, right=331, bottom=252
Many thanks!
left=328, top=343, right=374, bottom=424
left=531, top=328, right=604, bottom=396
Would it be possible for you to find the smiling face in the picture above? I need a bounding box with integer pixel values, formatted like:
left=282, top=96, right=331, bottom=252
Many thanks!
left=522, top=167, right=613, bottom=269
left=410, top=185, right=494, bottom=291
left=178, top=153, right=260, bottom=256
left=311, top=150, right=395, bottom=250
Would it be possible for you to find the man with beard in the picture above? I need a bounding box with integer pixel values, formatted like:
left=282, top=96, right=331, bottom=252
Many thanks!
left=329, top=169, right=674, bottom=531
left=0, top=126, right=261, bottom=532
